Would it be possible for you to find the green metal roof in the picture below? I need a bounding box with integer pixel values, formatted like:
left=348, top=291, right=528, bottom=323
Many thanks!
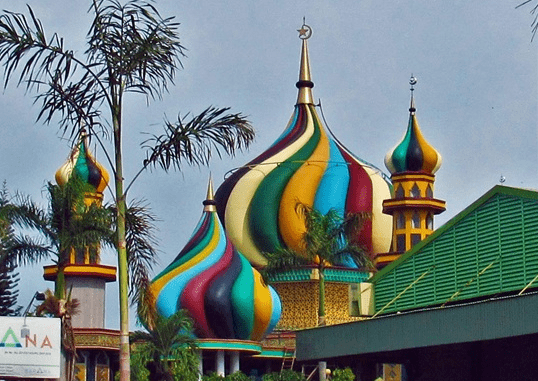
left=296, top=292, right=538, bottom=361
left=370, top=185, right=538, bottom=314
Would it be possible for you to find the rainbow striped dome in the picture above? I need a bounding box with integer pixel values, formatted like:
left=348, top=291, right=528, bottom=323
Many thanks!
left=385, top=95, right=442, bottom=175
left=55, top=134, right=109, bottom=193
left=149, top=182, right=281, bottom=340
left=215, top=26, right=392, bottom=267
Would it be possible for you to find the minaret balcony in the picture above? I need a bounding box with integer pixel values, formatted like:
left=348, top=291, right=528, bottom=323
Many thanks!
left=382, top=198, right=446, bottom=215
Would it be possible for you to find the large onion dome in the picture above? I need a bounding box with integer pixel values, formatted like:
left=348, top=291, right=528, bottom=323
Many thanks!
left=215, top=23, right=392, bottom=267
left=55, top=133, right=109, bottom=193
left=148, top=180, right=282, bottom=341
left=384, top=80, right=442, bottom=175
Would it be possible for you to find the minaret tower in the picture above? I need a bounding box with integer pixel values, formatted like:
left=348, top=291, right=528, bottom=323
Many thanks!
left=43, top=132, right=117, bottom=328
left=379, top=77, right=446, bottom=267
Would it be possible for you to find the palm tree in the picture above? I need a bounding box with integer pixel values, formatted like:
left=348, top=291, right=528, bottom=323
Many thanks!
left=131, top=309, right=198, bottom=381
left=262, top=205, right=373, bottom=326
left=36, top=288, right=80, bottom=381
left=6, top=175, right=158, bottom=301
left=7, top=176, right=113, bottom=299
left=0, top=2, right=255, bottom=378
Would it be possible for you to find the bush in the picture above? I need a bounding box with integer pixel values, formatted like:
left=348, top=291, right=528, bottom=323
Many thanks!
left=262, top=370, right=306, bottom=381
left=331, top=367, right=355, bottom=381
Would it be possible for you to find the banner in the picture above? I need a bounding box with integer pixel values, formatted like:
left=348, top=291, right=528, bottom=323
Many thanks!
left=0, top=317, right=61, bottom=379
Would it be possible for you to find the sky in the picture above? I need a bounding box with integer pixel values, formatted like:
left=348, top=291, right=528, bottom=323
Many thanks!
left=0, top=0, right=536, bottom=330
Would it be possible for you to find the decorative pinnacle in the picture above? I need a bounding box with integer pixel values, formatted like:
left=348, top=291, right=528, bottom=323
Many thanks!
left=409, top=74, right=417, bottom=114
left=203, top=175, right=217, bottom=212
left=296, top=19, right=314, bottom=105
left=297, top=17, right=312, bottom=40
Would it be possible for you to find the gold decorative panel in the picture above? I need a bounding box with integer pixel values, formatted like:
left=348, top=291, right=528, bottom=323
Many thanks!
left=274, top=281, right=363, bottom=330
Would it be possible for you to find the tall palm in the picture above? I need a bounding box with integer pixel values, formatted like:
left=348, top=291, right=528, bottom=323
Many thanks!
left=262, top=205, right=372, bottom=326
left=131, top=309, right=198, bottom=381
left=0, top=2, right=255, bottom=378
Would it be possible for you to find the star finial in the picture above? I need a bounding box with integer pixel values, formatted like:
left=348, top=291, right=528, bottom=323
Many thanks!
left=298, top=18, right=312, bottom=40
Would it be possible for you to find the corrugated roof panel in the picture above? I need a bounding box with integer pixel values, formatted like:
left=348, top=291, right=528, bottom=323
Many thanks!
left=372, top=187, right=538, bottom=314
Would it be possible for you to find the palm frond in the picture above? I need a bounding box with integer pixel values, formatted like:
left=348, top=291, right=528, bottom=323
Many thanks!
left=517, top=0, right=538, bottom=40
left=261, top=247, right=309, bottom=284
left=87, top=0, right=185, bottom=100
left=4, top=234, right=53, bottom=265
left=142, top=106, right=254, bottom=171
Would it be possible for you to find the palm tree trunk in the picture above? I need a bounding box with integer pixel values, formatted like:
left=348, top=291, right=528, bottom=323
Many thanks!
left=113, top=102, right=131, bottom=381
left=318, top=268, right=326, bottom=326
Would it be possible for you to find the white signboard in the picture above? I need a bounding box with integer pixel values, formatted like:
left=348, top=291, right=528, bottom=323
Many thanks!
left=0, top=317, right=61, bottom=379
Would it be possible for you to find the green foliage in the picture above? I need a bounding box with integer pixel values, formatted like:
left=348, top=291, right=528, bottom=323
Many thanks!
left=0, top=182, right=21, bottom=316
left=262, top=370, right=306, bottom=381
left=131, top=310, right=197, bottom=381
left=201, top=371, right=250, bottom=381
left=331, top=367, right=355, bottom=381
left=202, top=372, right=225, bottom=381
left=225, top=371, right=251, bottom=381
left=170, top=348, right=199, bottom=381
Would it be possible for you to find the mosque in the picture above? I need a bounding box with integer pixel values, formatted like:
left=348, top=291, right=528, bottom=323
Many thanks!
left=40, top=21, right=538, bottom=381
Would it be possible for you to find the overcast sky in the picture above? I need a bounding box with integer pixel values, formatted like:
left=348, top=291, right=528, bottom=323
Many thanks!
left=0, top=0, right=536, bottom=329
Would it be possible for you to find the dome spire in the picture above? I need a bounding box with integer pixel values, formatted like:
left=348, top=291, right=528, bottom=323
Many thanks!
left=203, top=175, right=217, bottom=212
left=296, top=19, right=314, bottom=105
left=409, top=74, right=417, bottom=114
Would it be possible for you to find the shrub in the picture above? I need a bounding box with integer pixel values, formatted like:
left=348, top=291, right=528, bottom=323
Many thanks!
left=331, top=367, right=355, bottom=381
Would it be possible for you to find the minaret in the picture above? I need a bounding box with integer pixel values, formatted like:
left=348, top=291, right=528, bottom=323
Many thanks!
left=380, top=77, right=446, bottom=267
left=43, top=132, right=116, bottom=328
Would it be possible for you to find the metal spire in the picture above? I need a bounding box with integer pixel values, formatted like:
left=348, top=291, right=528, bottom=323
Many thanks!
left=296, top=19, right=314, bottom=105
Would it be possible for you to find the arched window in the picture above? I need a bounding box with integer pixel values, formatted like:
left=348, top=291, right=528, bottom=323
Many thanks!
left=395, top=185, right=404, bottom=199
left=412, top=211, right=421, bottom=229
left=426, top=184, right=433, bottom=198
left=410, top=183, right=421, bottom=198
left=426, top=213, right=434, bottom=230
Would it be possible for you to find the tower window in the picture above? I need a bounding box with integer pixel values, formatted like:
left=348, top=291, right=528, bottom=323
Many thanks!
left=396, top=234, right=406, bottom=252
left=396, top=212, right=406, bottom=229
left=426, top=184, right=433, bottom=198
left=412, top=211, right=421, bottom=229
left=411, top=234, right=422, bottom=247
left=410, top=183, right=421, bottom=198
left=395, top=185, right=404, bottom=199
left=426, top=213, right=434, bottom=230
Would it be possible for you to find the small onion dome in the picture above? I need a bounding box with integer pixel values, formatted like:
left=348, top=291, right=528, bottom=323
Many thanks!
left=384, top=96, right=442, bottom=175
left=214, top=23, right=392, bottom=268
left=148, top=180, right=282, bottom=341
left=55, top=136, right=109, bottom=193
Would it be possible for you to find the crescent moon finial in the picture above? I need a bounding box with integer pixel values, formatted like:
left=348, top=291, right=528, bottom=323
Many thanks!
left=298, top=18, right=312, bottom=40
left=409, top=74, right=417, bottom=90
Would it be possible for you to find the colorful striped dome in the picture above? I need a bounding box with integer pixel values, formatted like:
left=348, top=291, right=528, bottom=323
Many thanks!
left=384, top=90, right=442, bottom=175
left=215, top=25, right=392, bottom=267
left=55, top=134, right=109, bottom=193
left=149, top=181, right=281, bottom=340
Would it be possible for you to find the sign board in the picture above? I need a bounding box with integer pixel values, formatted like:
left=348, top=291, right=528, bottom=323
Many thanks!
left=0, top=316, right=62, bottom=379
